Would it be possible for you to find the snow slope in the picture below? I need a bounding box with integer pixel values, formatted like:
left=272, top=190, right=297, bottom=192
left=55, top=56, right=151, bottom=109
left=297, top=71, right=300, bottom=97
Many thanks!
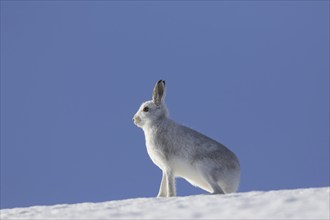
left=1, top=187, right=329, bottom=219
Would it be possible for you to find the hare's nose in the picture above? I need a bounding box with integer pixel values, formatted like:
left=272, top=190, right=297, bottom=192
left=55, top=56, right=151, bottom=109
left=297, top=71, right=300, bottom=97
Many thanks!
left=133, top=115, right=141, bottom=124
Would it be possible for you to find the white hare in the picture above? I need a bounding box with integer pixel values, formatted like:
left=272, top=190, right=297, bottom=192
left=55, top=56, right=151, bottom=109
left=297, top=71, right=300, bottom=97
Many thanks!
left=133, top=80, right=240, bottom=197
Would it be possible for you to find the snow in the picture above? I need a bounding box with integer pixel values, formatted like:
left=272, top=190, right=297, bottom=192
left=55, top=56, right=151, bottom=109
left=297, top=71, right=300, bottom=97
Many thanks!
left=1, top=187, right=329, bottom=219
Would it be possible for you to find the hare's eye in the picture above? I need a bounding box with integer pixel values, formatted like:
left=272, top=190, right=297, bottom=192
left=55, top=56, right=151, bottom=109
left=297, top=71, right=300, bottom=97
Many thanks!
left=143, top=106, right=149, bottom=112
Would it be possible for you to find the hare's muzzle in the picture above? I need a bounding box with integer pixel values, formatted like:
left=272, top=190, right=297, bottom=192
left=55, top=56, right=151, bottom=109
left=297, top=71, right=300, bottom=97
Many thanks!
left=133, top=115, right=141, bottom=125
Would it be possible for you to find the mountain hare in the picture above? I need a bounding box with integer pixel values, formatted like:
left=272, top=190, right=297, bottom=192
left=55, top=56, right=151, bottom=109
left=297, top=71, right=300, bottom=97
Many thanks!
left=133, top=80, right=240, bottom=197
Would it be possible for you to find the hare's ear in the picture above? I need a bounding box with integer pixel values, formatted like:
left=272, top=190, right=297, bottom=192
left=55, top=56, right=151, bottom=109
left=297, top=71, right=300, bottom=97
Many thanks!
left=152, top=80, right=166, bottom=106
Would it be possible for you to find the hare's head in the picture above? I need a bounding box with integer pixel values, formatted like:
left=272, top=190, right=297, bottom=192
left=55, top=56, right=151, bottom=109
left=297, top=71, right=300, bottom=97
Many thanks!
left=133, top=80, right=168, bottom=128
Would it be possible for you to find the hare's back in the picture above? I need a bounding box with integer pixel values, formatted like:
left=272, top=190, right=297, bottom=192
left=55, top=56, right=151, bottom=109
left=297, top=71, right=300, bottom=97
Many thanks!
left=178, top=125, right=232, bottom=152
left=177, top=124, right=240, bottom=167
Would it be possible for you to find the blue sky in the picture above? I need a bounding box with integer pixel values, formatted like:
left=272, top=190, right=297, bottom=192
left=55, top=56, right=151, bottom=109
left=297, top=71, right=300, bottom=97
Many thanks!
left=1, top=1, right=329, bottom=209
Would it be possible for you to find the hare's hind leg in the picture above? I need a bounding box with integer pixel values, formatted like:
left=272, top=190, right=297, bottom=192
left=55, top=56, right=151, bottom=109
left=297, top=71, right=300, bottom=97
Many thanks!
left=201, top=174, right=224, bottom=194
left=209, top=181, right=224, bottom=194
left=197, top=163, right=225, bottom=194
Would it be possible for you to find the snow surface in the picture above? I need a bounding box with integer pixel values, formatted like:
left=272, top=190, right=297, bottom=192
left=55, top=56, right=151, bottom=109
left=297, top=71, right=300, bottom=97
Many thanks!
left=1, top=187, right=329, bottom=219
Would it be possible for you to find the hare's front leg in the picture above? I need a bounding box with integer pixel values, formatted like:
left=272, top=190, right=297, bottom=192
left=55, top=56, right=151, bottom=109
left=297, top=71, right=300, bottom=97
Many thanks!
left=157, top=170, right=176, bottom=197
left=157, top=171, right=167, bottom=197
left=166, top=170, right=176, bottom=197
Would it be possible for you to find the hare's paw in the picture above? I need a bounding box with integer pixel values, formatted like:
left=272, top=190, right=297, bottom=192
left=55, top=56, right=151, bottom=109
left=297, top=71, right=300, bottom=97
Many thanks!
left=157, top=192, right=167, bottom=197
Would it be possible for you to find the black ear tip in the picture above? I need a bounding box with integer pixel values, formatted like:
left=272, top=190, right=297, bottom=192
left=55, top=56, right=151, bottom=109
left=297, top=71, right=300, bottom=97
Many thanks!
left=157, top=80, right=165, bottom=86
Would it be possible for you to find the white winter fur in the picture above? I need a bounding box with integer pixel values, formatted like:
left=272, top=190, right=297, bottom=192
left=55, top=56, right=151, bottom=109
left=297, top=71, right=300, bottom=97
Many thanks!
left=133, top=80, right=240, bottom=197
